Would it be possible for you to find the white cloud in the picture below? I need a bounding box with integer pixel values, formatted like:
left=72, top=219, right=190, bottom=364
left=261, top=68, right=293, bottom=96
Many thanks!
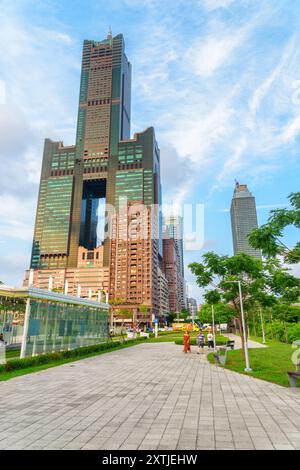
left=202, top=0, right=236, bottom=11
left=249, top=36, right=297, bottom=118
left=186, top=32, right=246, bottom=77
left=278, top=115, right=300, bottom=143
left=42, top=30, right=73, bottom=44
left=0, top=195, right=35, bottom=242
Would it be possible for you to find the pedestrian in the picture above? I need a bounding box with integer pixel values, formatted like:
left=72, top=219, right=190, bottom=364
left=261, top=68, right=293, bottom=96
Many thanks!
left=197, top=330, right=205, bottom=354
left=183, top=331, right=191, bottom=354
left=207, top=332, right=214, bottom=349
left=0, top=332, right=5, bottom=365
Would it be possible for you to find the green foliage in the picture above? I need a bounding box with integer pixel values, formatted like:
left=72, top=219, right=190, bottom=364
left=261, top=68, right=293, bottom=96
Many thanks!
left=139, top=305, right=148, bottom=315
left=199, top=303, right=235, bottom=324
left=190, top=252, right=266, bottom=317
left=189, top=252, right=299, bottom=315
left=204, top=290, right=221, bottom=305
left=248, top=192, right=300, bottom=263
left=180, top=309, right=189, bottom=320
left=167, top=312, right=177, bottom=324
left=189, top=251, right=300, bottom=348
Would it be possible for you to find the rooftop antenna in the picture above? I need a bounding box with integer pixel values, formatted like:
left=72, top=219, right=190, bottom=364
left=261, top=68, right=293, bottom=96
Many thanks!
left=107, top=26, right=112, bottom=40
left=235, top=179, right=239, bottom=187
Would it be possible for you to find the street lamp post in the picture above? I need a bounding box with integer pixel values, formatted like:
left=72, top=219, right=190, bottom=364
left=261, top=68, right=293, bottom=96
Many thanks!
left=237, top=280, right=252, bottom=372
left=211, top=304, right=216, bottom=351
left=259, top=307, right=266, bottom=344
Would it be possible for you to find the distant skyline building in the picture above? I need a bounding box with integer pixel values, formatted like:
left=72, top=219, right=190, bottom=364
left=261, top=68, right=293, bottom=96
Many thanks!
left=187, top=297, right=198, bottom=320
left=162, top=238, right=182, bottom=314
left=24, top=32, right=162, bottom=321
left=163, top=215, right=186, bottom=310
left=230, top=182, right=262, bottom=259
left=158, top=261, right=170, bottom=319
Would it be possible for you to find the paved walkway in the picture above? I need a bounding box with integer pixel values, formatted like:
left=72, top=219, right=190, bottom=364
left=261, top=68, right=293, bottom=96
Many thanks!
left=223, top=334, right=267, bottom=349
left=0, top=342, right=299, bottom=450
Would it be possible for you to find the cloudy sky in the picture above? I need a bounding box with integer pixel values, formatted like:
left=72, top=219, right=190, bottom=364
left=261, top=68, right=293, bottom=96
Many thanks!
left=0, top=0, right=299, bottom=301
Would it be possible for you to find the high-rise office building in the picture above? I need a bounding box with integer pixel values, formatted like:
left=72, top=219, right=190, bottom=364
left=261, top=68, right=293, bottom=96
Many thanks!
left=187, top=297, right=198, bottom=320
left=230, top=182, right=261, bottom=259
left=24, top=32, right=162, bottom=319
left=162, top=238, right=181, bottom=314
left=158, top=261, right=170, bottom=319
left=163, top=216, right=186, bottom=310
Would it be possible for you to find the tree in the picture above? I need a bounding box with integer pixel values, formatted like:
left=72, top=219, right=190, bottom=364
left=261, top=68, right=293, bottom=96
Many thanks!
left=137, top=305, right=149, bottom=329
left=189, top=251, right=300, bottom=351
left=199, top=302, right=235, bottom=325
left=180, top=309, right=189, bottom=321
left=248, top=192, right=300, bottom=263
left=167, top=312, right=176, bottom=325
left=117, top=309, right=132, bottom=329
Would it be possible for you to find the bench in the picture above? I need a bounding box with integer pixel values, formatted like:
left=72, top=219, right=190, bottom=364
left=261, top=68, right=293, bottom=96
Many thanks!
left=287, top=368, right=300, bottom=388
left=140, top=332, right=150, bottom=339
left=226, top=340, right=235, bottom=350
left=287, top=371, right=300, bottom=388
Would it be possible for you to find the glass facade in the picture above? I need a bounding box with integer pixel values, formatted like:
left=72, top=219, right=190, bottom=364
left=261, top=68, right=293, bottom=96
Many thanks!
left=0, top=295, right=25, bottom=347
left=40, top=176, right=73, bottom=254
left=0, top=289, right=109, bottom=358
left=24, top=299, right=108, bottom=357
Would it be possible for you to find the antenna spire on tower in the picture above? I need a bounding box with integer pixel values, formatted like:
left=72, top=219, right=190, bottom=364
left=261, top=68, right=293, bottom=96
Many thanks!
left=108, top=26, right=112, bottom=40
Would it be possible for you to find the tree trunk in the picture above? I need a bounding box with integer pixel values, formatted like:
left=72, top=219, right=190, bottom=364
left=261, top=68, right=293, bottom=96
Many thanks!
left=284, top=320, right=288, bottom=343
left=269, top=308, right=273, bottom=339
left=252, top=311, right=257, bottom=337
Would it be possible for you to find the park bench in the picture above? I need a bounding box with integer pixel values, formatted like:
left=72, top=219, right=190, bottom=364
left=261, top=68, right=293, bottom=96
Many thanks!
left=226, top=340, right=235, bottom=350
left=287, top=371, right=300, bottom=388
left=287, top=363, right=300, bottom=388
left=213, top=347, right=228, bottom=366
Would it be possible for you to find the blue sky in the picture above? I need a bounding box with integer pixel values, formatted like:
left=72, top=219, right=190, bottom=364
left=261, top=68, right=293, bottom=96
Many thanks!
left=0, top=0, right=299, bottom=302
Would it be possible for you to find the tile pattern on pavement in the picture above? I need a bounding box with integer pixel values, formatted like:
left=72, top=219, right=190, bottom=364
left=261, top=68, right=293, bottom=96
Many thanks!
left=0, top=342, right=299, bottom=450
left=224, top=333, right=267, bottom=349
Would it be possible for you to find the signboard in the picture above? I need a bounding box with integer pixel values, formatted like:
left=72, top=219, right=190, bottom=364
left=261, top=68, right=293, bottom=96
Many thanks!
left=172, top=323, right=193, bottom=332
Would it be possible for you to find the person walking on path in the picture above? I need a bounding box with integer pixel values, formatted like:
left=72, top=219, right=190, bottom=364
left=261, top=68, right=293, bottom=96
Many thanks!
left=0, top=332, right=6, bottom=365
left=207, top=332, right=214, bottom=350
left=183, top=331, right=191, bottom=354
left=197, top=331, right=205, bottom=354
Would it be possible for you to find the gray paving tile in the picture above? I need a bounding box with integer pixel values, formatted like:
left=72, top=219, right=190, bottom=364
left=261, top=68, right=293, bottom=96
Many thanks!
left=0, top=342, right=299, bottom=450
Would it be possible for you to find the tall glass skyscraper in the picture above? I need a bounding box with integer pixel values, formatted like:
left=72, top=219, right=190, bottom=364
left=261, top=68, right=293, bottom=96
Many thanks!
left=25, top=32, right=162, bottom=318
left=163, top=215, right=186, bottom=312
left=230, top=182, right=262, bottom=259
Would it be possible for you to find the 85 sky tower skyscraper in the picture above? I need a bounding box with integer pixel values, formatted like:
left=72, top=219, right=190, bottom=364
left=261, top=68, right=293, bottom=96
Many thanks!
left=25, top=31, right=163, bottom=319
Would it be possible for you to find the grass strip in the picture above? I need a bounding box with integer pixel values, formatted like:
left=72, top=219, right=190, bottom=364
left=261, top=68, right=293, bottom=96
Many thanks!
left=207, top=339, right=298, bottom=387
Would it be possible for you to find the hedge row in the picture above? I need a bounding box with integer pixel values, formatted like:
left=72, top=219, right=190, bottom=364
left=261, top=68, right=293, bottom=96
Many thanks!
left=0, top=337, right=146, bottom=374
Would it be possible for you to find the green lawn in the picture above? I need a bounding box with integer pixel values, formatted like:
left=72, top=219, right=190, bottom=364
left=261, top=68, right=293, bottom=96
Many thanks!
left=208, top=338, right=298, bottom=387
